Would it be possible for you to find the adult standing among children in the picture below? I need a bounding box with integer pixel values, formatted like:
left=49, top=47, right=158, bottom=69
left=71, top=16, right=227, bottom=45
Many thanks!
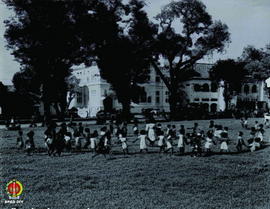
left=146, top=119, right=156, bottom=146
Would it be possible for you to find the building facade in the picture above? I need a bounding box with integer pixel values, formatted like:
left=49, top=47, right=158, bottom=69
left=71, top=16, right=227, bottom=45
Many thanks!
left=69, top=63, right=171, bottom=117
left=69, top=63, right=269, bottom=118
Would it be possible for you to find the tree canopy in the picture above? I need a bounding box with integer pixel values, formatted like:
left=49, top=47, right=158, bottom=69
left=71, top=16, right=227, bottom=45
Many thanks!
left=3, top=0, right=231, bottom=120
left=150, top=0, right=230, bottom=118
left=239, top=44, right=270, bottom=80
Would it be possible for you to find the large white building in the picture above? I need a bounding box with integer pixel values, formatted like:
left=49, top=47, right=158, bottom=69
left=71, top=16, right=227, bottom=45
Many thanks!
left=69, top=63, right=269, bottom=118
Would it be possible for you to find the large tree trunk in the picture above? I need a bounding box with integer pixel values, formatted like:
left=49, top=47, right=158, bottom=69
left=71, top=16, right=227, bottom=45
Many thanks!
left=121, top=100, right=131, bottom=122
left=169, top=66, right=179, bottom=120
left=168, top=86, right=179, bottom=120
left=43, top=100, right=51, bottom=126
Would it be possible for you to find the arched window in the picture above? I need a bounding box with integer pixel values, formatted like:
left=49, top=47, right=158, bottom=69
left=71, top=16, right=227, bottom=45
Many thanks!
left=252, top=85, right=257, bottom=93
left=202, top=103, right=209, bottom=112
left=211, top=83, right=218, bottom=92
left=244, top=85, right=249, bottom=94
left=194, top=84, right=200, bottom=92
left=77, top=87, right=83, bottom=104
left=83, top=86, right=89, bottom=107
left=202, top=83, right=209, bottom=92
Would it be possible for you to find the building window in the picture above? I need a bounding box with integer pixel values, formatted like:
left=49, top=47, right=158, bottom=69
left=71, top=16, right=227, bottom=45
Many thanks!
left=202, top=103, right=209, bottom=112
left=156, top=91, right=160, bottom=103
left=147, top=96, right=152, bottom=103
left=244, top=84, right=249, bottom=94
left=211, top=83, right=218, bottom=92
left=156, top=76, right=160, bottom=82
left=165, top=91, right=169, bottom=103
left=211, top=98, right=218, bottom=101
left=194, top=98, right=200, bottom=102
left=194, top=84, right=200, bottom=92
left=252, top=85, right=257, bottom=93
left=202, top=98, right=209, bottom=101
left=202, top=83, right=209, bottom=92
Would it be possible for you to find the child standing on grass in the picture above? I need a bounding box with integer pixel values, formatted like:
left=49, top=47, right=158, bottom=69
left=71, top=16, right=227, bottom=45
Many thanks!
left=204, top=131, right=215, bottom=156
left=64, top=132, right=72, bottom=152
left=133, top=123, right=139, bottom=137
left=209, top=120, right=215, bottom=129
left=220, top=131, right=229, bottom=153
left=157, top=130, right=166, bottom=154
left=25, top=138, right=32, bottom=156
left=73, top=128, right=81, bottom=151
left=254, top=121, right=259, bottom=130
left=133, top=130, right=148, bottom=153
left=146, top=121, right=156, bottom=146
left=155, top=123, right=162, bottom=137
left=165, top=133, right=173, bottom=155
left=27, top=130, right=35, bottom=150
left=25, top=130, right=35, bottom=156
left=83, top=128, right=91, bottom=149
left=243, top=117, right=248, bottom=129
left=256, top=124, right=264, bottom=142
left=118, top=130, right=128, bottom=155
left=90, top=130, right=98, bottom=152
left=249, top=137, right=261, bottom=152
left=17, top=130, right=24, bottom=149
left=190, top=133, right=198, bottom=157
left=265, top=119, right=270, bottom=128
left=214, top=125, right=222, bottom=140
left=195, top=132, right=203, bottom=157
left=236, top=131, right=246, bottom=152
left=92, top=131, right=108, bottom=159
left=171, top=125, right=177, bottom=140
left=177, top=128, right=186, bottom=155
left=166, top=124, right=172, bottom=136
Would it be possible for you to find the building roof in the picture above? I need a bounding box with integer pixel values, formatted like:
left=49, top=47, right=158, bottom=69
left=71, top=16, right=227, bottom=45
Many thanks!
left=193, top=63, right=213, bottom=79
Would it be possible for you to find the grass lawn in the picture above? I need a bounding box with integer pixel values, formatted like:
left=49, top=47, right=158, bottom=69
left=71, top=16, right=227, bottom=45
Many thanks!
left=1, top=118, right=270, bottom=209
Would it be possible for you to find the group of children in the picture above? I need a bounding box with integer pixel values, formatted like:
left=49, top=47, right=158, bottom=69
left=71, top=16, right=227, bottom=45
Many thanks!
left=15, top=119, right=266, bottom=157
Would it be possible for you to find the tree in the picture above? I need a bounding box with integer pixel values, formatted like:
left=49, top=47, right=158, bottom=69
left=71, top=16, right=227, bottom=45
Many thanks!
left=209, top=59, right=246, bottom=110
left=240, top=45, right=270, bottom=80
left=3, top=0, right=154, bottom=121
left=76, top=0, right=156, bottom=120
left=150, top=0, right=230, bottom=119
left=3, top=0, right=84, bottom=120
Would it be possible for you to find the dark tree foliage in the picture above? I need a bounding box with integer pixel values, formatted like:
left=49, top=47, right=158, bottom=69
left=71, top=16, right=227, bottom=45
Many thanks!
left=3, top=0, right=230, bottom=120
left=150, top=0, right=230, bottom=119
left=76, top=0, right=157, bottom=120
left=3, top=0, right=154, bottom=120
left=209, top=59, right=246, bottom=110
left=240, top=44, right=270, bottom=80
left=3, top=0, right=86, bottom=119
left=0, top=82, right=34, bottom=117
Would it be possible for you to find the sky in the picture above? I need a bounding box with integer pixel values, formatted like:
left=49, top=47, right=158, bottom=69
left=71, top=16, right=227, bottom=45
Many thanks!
left=0, top=0, right=270, bottom=85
